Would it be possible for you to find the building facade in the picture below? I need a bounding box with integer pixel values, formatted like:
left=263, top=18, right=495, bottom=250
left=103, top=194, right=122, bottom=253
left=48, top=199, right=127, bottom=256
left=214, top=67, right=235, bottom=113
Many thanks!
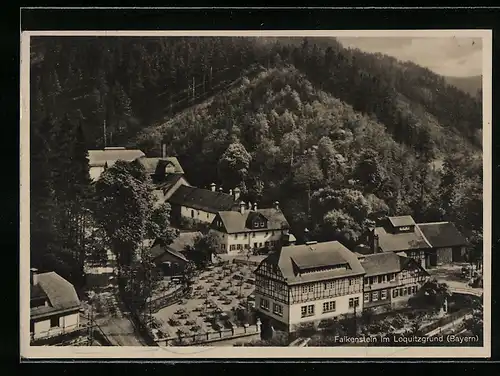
left=254, top=241, right=365, bottom=332
left=209, top=201, right=291, bottom=255
left=361, top=216, right=468, bottom=268
left=168, top=184, right=239, bottom=225
left=359, top=253, right=430, bottom=311
left=30, top=269, right=81, bottom=343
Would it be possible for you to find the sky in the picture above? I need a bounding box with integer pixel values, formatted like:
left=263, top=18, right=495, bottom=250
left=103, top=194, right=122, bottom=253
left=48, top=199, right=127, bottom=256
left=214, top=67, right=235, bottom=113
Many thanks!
left=336, top=37, right=482, bottom=77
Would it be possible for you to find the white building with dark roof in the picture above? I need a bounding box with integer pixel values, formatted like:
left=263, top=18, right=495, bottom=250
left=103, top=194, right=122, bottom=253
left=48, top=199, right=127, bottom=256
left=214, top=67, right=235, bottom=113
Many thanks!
left=209, top=201, right=291, bottom=255
left=254, top=241, right=365, bottom=332
left=29, top=268, right=81, bottom=342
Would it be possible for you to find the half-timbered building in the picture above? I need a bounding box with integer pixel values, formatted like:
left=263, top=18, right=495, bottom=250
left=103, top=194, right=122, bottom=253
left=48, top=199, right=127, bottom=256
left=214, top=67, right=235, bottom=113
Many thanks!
left=358, top=252, right=430, bottom=311
left=254, top=241, right=365, bottom=332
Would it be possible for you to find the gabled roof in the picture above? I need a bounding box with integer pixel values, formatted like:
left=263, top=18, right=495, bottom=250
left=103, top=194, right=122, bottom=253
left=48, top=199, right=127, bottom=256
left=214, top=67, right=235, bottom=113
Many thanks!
left=158, top=174, right=187, bottom=195
left=360, top=253, right=407, bottom=277
left=417, top=222, right=468, bottom=248
left=31, top=272, right=81, bottom=319
left=88, top=148, right=145, bottom=167
left=388, top=215, right=416, bottom=228
left=136, top=157, right=184, bottom=175
left=168, top=185, right=237, bottom=213
left=260, top=241, right=365, bottom=285
left=216, top=208, right=290, bottom=234
left=150, top=242, right=189, bottom=263
left=374, top=224, right=431, bottom=253
left=167, top=231, right=201, bottom=254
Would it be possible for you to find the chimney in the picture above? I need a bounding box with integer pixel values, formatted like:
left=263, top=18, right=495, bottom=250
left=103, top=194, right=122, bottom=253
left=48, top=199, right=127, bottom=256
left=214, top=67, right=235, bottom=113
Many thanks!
left=162, top=144, right=167, bottom=158
left=305, top=241, right=318, bottom=246
left=253, top=202, right=258, bottom=211
left=240, top=201, right=246, bottom=214
left=229, top=189, right=233, bottom=197
left=219, top=187, right=223, bottom=193
left=274, top=201, right=280, bottom=210
left=30, top=268, right=39, bottom=285
left=371, top=232, right=380, bottom=253
left=210, top=183, right=216, bottom=192
left=234, top=187, right=241, bottom=201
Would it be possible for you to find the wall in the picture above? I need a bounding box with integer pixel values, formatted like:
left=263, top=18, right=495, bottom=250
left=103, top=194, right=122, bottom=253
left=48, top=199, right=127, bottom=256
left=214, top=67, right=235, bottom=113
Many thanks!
left=90, top=166, right=105, bottom=181
left=254, top=293, right=290, bottom=327
left=32, top=311, right=80, bottom=340
left=288, top=291, right=363, bottom=326
left=211, top=229, right=287, bottom=255
left=436, top=247, right=453, bottom=265
left=180, top=205, right=216, bottom=224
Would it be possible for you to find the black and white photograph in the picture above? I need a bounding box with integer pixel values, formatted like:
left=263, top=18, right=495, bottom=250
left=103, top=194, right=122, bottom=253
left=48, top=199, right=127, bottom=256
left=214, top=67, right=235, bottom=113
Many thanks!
left=20, top=29, right=491, bottom=359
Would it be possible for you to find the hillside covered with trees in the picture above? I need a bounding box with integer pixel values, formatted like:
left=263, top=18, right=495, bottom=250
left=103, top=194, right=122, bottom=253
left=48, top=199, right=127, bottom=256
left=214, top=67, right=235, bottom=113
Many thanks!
left=30, top=36, right=483, bottom=285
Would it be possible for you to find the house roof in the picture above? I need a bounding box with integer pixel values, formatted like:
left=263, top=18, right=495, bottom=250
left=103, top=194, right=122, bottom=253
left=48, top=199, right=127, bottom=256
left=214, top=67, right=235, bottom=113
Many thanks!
left=150, top=242, right=189, bottom=263
left=136, top=157, right=184, bottom=175
left=388, top=215, right=416, bottom=228
left=360, top=253, right=409, bottom=277
left=88, top=148, right=145, bottom=167
left=261, top=241, right=365, bottom=285
left=417, top=222, right=468, bottom=248
left=374, top=224, right=431, bottom=253
left=31, top=272, right=81, bottom=319
left=167, top=231, right=202, bottom=254
left=217, top=208, right=290, bottom=234
left=158, top=174, right=186, bottom=195
left=168, top=185, right=237, bottom=213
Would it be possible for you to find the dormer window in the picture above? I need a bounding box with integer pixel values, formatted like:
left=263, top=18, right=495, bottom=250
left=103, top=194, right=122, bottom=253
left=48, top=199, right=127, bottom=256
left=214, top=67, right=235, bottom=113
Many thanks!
left=399, top=226, right=410, bottom=231
left=260, top=222, right=265, bottom=228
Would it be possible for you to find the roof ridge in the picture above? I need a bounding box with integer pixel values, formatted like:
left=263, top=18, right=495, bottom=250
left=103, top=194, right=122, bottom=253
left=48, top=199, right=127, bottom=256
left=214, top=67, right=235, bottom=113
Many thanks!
left=415, top=224, right=433, bottom=248
left=417, top=221, right=451, bottom=225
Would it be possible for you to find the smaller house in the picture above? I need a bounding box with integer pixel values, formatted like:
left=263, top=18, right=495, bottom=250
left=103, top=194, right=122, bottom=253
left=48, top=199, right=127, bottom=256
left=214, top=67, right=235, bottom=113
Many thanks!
left=30, top=268, right=81, bottom=343
left=136, top=156, right=185, bottom=184
left=168, top=184, right=239, bottom=225
left=209, top=201, right=291, bottom=255
left=150, top=232, right=201, bottom=276
left=88, top=147, right=146, bottom=181
left=361, top=215, right=468, bottom=269
left=359, top=253, right=430, bottom=310
left=152, top=174, right=191, bottom=208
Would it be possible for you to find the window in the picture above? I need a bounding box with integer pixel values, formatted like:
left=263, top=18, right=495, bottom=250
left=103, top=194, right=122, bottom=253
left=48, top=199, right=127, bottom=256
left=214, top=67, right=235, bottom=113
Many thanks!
left=273, top=303, right=283, bottom=316
left=381, top=290, right=387, bottom=300
left=302, top=285, right=314, bottom=293
left=230, top=245, right=236, bottom=251
left=235, top=234, right=238, bottom=240
left=399, top=288, right=404, bottom=296
left=191, top=210, right=194, bottom=218
left=254, top=242, right=258, bottom=248
left=323, top=300, right=336, bottom=313
left=244, top=233, right=247, bottom=238
left=265, top=241, right=269, bottom=247
left=349, top=279, right=353, bottom=286
left=260, top=222, right=265, bottom=228
left=324, top=281, right=335, bottom=290
left=301, top=304, right=315, bottom=318
left=364, top=293, right=370, bottom=303
left=364, top=278, right=369, bottom=285
left=389, top=273, right=396, bottom=281
left=272, top=231, right=275, bottom=236
left=207, top=213, right=209, bottom=219
left=259, top=242, right=263, bottom=247
left=221, top=245, right=225, bottom=251
left=244, top=244, right=249, bottom=249
left=236, top=244, right=242, bottom=250
left=393, top=289, right=399, bottom=298
left=403, top=287, right=408, bottom=296
left=349, top=297, right=360, bottom=308
left=50, top=316, right=59, bottom=328
left=260, top=298, right=269, bottom=310
left=253, top=233, right=256, bottom=238
left=372, top=291, right=379, bottom=301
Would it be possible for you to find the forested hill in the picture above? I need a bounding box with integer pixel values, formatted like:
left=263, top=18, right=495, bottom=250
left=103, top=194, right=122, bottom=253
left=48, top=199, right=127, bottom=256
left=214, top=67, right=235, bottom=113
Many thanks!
left=444, top=75, right=482, bottom=97
left=31, top=37, right=483, bottom=281
left=31, top=36, right=482, bottom=153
